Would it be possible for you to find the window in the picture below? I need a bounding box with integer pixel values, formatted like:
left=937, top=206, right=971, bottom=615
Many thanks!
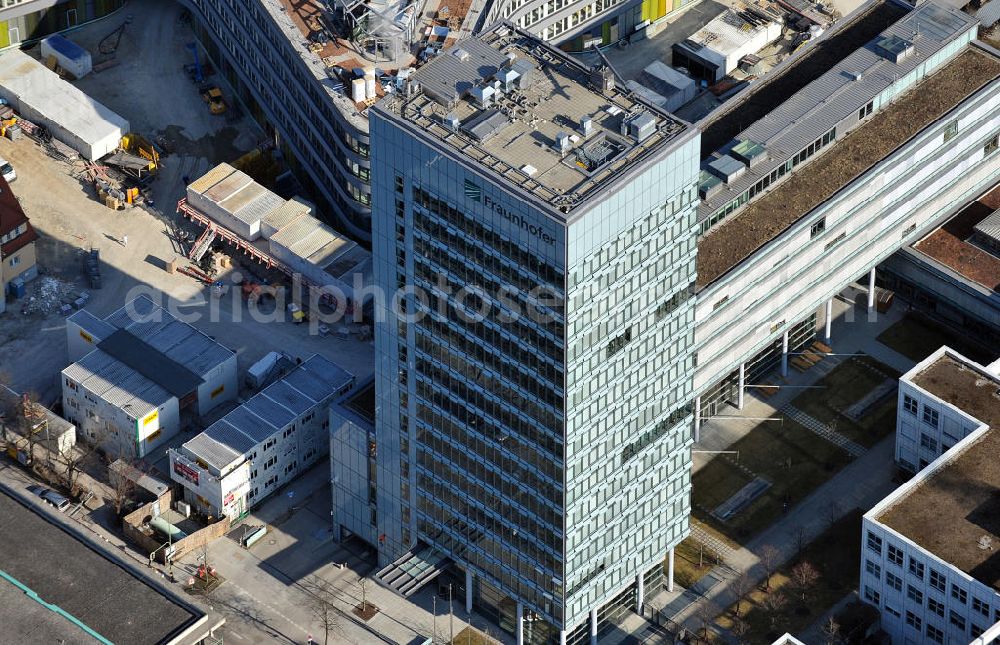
left=886, top=571, right=903, bottom=591
left=906, top=611, right=921, bottom=630
left=943, top=119, right=959, bottom=142
left=986, top=133, right=999, bottom=156
left=903, top=395, right=918, bottom=416
left=973, top=597, right=990, bottom=618
left=712, top=295, right=730, bottom=311
left=907, top=585, right=923, bottom=604
left=888, top=544, right=904, bottom=566
left=929, top=569, right=946, bottom=592
left=972, top=623, right=986, bottom=638
left=9, top=255, right=20, bottom=268
left=858, top=100, right=874, bottom=120
left=810, top=217, right=826, bottom=238
left=952, top=584, right=968, bottom=604
left=864, top=586, right=881, bottom=605
left=950, top=610, right=966, bottom=631
left=926, top=623, right=944, bottom=643
left=865, top=560, right=882, bottom=579
left=923, top=406, right=940, bottom=428
left=867, top=531, right=883, bottom=555
left=928, top=597, right=944, bottom=617
left=920, top=434, right=938, bottom=452
left=885, top=604, right=901, bottom=618
left=908, top=557, right=924, bottom=580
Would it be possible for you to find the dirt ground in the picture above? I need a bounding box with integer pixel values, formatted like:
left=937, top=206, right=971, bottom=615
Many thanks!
left=0, top=1, right=374, bottom=406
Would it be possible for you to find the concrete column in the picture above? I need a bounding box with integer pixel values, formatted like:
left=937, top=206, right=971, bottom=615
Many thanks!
left=781, top=331, right=790, bottom=377
left=868, top=267, right=877, bottom=311
left=590, top=607, right=598, bottom=645
left=693, top=396, right=702, bottom=443
left=516, top=602, right=524, bottom=645
left=636, top=572, right=644, bottom=613
left=465, top=569, right=473, bottom=614
left=560, top=630, right=567, bottom=645
left=667, top=547, right=675, bottom=592
left=737, top=362, right=745, bottom=410
left=825, top=298, right=833, bottom=343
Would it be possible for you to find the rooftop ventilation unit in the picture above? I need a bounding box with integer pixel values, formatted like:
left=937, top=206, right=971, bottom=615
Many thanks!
left=443, top=112, right=460, bottom=131
left=453, top=48, right=470, bottom=61
left=555, top=131, right=572, bottom=157
left=875, top=35, right=914, bottom=63
left=498, top=68, right=520, bottom=91
left=706, top=154, right=746, bottom=184
left=511, top=59, right=534, bottom=89
left=506, top=51, right=517, bottom=66
left=623, top=111, right=656, bottom=143
left=580, top=116, right=593, bottom=136
left=730, top=140, right=766, bottom=168
left=591, top=65, right=615, bottom=93
left=470, top=85, right=495, bottom=108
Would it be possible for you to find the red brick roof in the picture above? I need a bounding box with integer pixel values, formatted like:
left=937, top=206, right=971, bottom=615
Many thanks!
left=0, top=176, right=38, bottom=259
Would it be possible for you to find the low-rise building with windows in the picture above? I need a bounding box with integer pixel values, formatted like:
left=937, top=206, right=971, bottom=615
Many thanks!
left=861, top=347, right=1000, bottom=644
left=169, top=355, right=354, bottom=519
left=0, top=174, right=39, bottom=313
left=61, top=296, right=237, bottom=459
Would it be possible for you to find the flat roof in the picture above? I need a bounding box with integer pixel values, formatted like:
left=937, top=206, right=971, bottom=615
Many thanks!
left=698, top=0, right=909, bottom=158
left=699, top=2, right=978, bottom=221
left=913, top=182, right=1000, bottom=292
left=696, top=46, right=1000, bottom=287
left=0, top=489, right=201, bottom=644
left=878, top=353, right=1000, bottom=590
left=182, top=355, right=354, bottom=471
left=99, top=329, right=203, bottom=398
left=376, top=24, right=690, bottom=215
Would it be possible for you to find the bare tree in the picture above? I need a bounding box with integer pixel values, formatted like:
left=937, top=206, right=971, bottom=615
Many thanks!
left=790, top=561, right=821, bottom=602
left=793, top=524, right=807, bottom=556
left=694, top=601, right=716, bottom=644
left=821, top=616, right=842, bottom=645
left=108, top=455, right=139, bottom=516
left=762, top=591, right=787, bottom=628
left=758, top=544, right=780, bottom=591
left=731, top=570, right=752, bottom=618
left=731, top=615, right=751, bottom=645
left=825, top=500, right=843, bottom=530
left=358, top=576, right=368, bottom=612
left=307, top=579, right=342, bottom=645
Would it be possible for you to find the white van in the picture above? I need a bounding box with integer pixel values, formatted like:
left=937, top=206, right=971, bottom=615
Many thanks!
left=0, top=157, right=14, bottom=183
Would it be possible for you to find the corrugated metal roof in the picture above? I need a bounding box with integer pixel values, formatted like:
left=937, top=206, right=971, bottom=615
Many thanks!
left=98, top=329, right=203, bottom=398
left=414, top=37, right=510, bottom=106
left=973, top=209, right=1000, bottom=244
left=187, top=163, right=236, bottom=195
left=203, top=168, right=254, bottom=203
left=979, top=0, right=1000, bottom=28
left=62, top=349, right=171, bottom=413
left=67, top=309, right=115, bottom=342
left=700, top=1, right=978, bottom=220
left=180, top=355, right=354, bottom=468
left=263, top=199, right=311, bottom=235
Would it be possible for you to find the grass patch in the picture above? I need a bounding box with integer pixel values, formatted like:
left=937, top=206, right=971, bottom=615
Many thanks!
left=672, top=537, right=720, bottom=588
left=452, top=626, right=498, bottom=644
left=716, top=510, right=863, bottom=643
left=790, top=354, right=900, bottom=448
left=877, top=312, right=994, bottom=365
left=693, top=417, right=853, bottom=542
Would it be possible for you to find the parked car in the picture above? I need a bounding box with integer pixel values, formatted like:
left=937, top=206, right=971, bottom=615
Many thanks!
left=0, top=157, right=15, bottom=183
left=27, top=485, right=71, bottom=512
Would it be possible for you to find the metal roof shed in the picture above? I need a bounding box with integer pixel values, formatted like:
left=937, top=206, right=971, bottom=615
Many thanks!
left=0, top=49, right=127, bottom=160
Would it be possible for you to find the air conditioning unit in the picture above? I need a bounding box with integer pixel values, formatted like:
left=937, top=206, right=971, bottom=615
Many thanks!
left=176, top=501, right=191, bottom=518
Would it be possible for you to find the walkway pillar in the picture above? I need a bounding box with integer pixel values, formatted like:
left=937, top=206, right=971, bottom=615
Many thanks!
left=781, top=331, right=790, bottom=377
left=590, top=607, right=598, bottom=645
left=825, top=298, right=833, bottom=343
left=667, top=547, right=675, bottom=592
left=693, top=396, right=702, bottom=443
left=516, top=602, right=524, bottom=645
left=636, top=571, right=644, bottom=613
left=868, top=267, right=877, bottom=311
left=560, top=630, right=567, bottom=645
left=737, top=362, right=745, bottom=410
left=465, top=569, right=473, bottom=614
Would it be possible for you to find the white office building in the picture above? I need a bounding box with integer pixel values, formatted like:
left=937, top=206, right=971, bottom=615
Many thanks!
left=861, top=348, right=1000, bottom=645
left=61, top=297, right=237, bottom=459
left=170, top=355, right=354, bottom=519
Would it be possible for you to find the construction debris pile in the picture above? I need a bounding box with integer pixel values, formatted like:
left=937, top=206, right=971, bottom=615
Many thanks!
left=18, top=276, right=88, bottom=317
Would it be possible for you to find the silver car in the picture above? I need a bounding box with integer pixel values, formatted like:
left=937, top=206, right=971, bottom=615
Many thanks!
left=28, top=485, right=71, bottom=512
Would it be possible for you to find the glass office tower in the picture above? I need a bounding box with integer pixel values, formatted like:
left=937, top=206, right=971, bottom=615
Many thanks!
left=359, top=25, right=699, bottom=644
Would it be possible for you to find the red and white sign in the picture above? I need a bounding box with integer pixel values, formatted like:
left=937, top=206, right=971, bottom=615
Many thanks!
left=174, top=461, right=200, bottom=486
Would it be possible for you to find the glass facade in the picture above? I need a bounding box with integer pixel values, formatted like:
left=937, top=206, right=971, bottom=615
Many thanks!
left=369, top=100, right=699, bottom=639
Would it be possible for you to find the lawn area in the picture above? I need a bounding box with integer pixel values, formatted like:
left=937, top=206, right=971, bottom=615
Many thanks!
left=672, top=536, right=723, bottom=588
left=715, top=510, right=863, bottom=644
left=451, top=626, right=499, bottom=644
left=692, top=417, right=853, bottom=542
left=789, top=354, right=901, bottom=448
left=877, top=312, right=995, bottom=365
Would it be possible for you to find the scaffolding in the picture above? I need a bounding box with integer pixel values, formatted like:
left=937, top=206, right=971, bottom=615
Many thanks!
left=325, top=0, right=418, bottom=62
